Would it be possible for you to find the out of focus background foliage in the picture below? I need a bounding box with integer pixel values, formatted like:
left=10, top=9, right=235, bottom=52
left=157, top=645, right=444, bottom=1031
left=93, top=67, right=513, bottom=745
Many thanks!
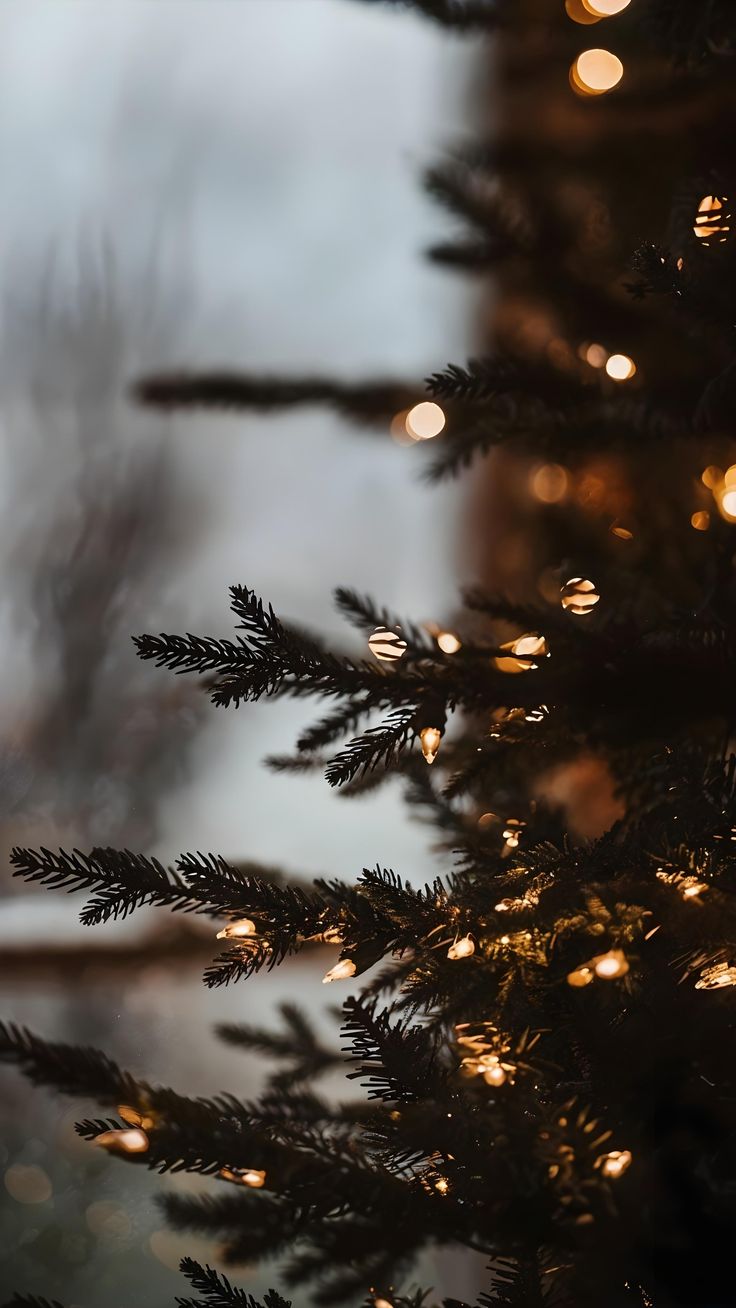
left=0, top=2, right=478, bottom=1301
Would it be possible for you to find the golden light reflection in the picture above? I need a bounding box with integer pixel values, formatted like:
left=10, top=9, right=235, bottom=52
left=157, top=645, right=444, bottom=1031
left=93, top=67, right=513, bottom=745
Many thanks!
left=571, top=49, right=624, bottom=95
left=701, top=465, right=722, bottom=489
left=719, top=488, right=736, bottom=521
left=567, top=965, right=594, bottom=988
left=592, top=949, right=629, bottom=979
left=691, top=511, right=710, bottom=531
left=405, top=401, right=446, bottom=441
left=219, top=1166, right=267, bottom=1188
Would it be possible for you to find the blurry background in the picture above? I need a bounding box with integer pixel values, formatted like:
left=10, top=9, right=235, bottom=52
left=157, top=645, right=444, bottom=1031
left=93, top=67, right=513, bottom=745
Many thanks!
left=0, top=1, right=480, bottom=1301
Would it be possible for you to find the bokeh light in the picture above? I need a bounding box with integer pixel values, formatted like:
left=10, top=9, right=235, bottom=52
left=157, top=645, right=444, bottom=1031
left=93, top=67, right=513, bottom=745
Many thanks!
left=584, top=0, right=630, bottom=14
left=691, top=511, right=710, bottom=531
left=571, top=49, right=624, bottom=95
left=585, top=342, right=608, bottom=368
left=437, top=631, right=461, bottom=654
left=405, top=401, right=446, bottom=440
left=4, top=1163, right=52, bottom=1204
left=605, top=353, right=636, bottom=380
left=531, top=463, right=568, bottom=503
left=693, top=194, right=731, bottom=244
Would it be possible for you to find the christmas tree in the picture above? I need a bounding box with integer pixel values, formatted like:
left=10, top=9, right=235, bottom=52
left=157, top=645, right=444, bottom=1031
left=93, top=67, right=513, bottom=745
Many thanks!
left=4, top=1, right=736, bottom=1305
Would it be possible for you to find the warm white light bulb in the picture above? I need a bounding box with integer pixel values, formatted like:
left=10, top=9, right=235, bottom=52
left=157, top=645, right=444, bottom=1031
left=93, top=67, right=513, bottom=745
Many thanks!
left=593, top=949, right=629, bottom=979
left=405, top=401, right=446, bottom=441
left=572, top=48, right=624, bottom=94
left=447, top=935, right=475, bottom=961
left=94, top=1128, right=149, bottom=1155
left=217, top=918, right=256, bottom=940
left=322, top=958, right=357, bottom=984
left=437, top=631, right=461, bottom=654
left=420, top=726, right=442, bottom=765
left=605, top=353, right=636, bottom=380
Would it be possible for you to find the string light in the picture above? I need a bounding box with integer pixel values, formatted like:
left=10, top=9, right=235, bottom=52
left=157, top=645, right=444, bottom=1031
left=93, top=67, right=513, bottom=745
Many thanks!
left=560, top=577, right=600, bottom=615
left=592, top=949, right=629, bottom=979
left=447, top=935, right=475, bottom=960
left=434, top=1176, right=449, bottom=1195
left=584, top=0, right=630, bottom=14
left=567, top=965, right=594, bottom=988
left=691, top=511, right=710, bottom=531
left=437, top=631, right=461, bottom=654
left=571, top=49, right=624, bottom=96
left=94, top=1128, right=149, bottom=1155
left=368, top=627, right=407, bottom=663
left=219, top=1167, right=266, bottom=1188
left=216, top=918, right=256, bottom=940
left=420, top=725, right=442, bottom=765
left=495, top=633, right=548, bottom=673
left=405, top=401, right=446, bottom=441
left=693, top=195, right=731, bottom=245
left=695, top=962, right=736, bottom=990
left=322, top=958, right=357, bottom=984
left=502, top=818, right=525, bottom=849
left=611, top=521, right=634, bottom=540
left=605, top=353, right=636, bottom=381
left=598, top=1148, right=632, bottom=1178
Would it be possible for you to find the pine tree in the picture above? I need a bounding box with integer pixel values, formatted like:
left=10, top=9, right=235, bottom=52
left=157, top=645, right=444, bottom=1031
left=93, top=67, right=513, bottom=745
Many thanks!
left=4, top=2, right=736, bottom=1306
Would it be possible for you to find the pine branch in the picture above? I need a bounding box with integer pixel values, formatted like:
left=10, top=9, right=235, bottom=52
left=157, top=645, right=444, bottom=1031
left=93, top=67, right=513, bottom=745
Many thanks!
left=177, top=1258, right=291, bottom=1308
left=325, top=709, right=418, bottom=787
left=132, top=371, right=415, bottom=425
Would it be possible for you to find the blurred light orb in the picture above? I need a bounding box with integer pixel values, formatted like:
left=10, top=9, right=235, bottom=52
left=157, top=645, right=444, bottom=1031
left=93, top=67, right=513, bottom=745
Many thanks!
left=691, top=511, right=710, bottom=531
left=495, top=633, right=548, bottom=674
left=599, top=1148, right=632, bottom=1178
left=593, top=949, right=629, bottom=979
left=585, top=342, right=608, bottom=368
left=720, top=489, right=736, bottom=520
left=605, top=353, right=636, bottom=380
left=725, top=464, right=736, bottom=487
left=86, top=1200, right=132, bottom=1238
left=701, top=465, right=722, bottom=489
left=693, top=194, right=731, bottom=245
left=405, top=401, right=445, bottom=441
left=531, top=462, right=568, bottom=503
left=567, top=965, right=594, bottom=988
left=368, top=627, right=407, bottom=663
left=561, top=577, right=600, bottom=615
left=584, top=0, right=630, bottom=13
left=566, top=0, right=601, bottom=24
left=437, top=631, right=461, bottom=654
left=389, top=409, right=414, bottom=446
left=611, top=521, right=634, bottom=540
left=572, top=49, right=624, bottom=95
left=4, top=1163, right=52, bottom=1204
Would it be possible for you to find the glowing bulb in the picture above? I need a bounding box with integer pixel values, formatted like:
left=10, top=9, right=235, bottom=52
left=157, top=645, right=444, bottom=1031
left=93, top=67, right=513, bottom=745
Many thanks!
left=374, top=1300, right=394, bottom=1308
left=592, top=949, right=629, bottom=980
left=599, top=1148, right=632, bottom=1178
left=605, top=353, right=636, bottom=380
left=611, top=522, right=634, bottom=540
left=572, top=48, right=624, bottom=94
left=321, top=925, right=344, bottom=944
left=531, top=463, right=568, bottom=503
left=691, top=511, right=710, bottom=531
left=420, top=725, right=442, bottom=765
left=405, top=401, right=446, bottom=441
left=219, top=1167, right=267, bottom=1188
left=584, top=0, right=630, bottom=13
left=322, top=958, right=357, bottom=984
left=94, top=1128, right=149, bottom=1155
left=368, top=626, right=408, bottom=663
left=447, top=935, right=475, bottom=961
left=217, top=918, right=256, bottom=940
left=693, top=195, right=731, bottom=244
left=567, top=965, right=594, bottom=988
left=495, top=633, right=548, bottom=674
left=561, top=577, right=600, bottom=615
left=437, top=631, right=461, bottom=654
left=681, top=880, right=708, bottom=899
left=566, top=0, right=602, bottom=24
left=720, top=489, right=736, bottom=520
left=434, top=1177, right=449, bottom=1194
